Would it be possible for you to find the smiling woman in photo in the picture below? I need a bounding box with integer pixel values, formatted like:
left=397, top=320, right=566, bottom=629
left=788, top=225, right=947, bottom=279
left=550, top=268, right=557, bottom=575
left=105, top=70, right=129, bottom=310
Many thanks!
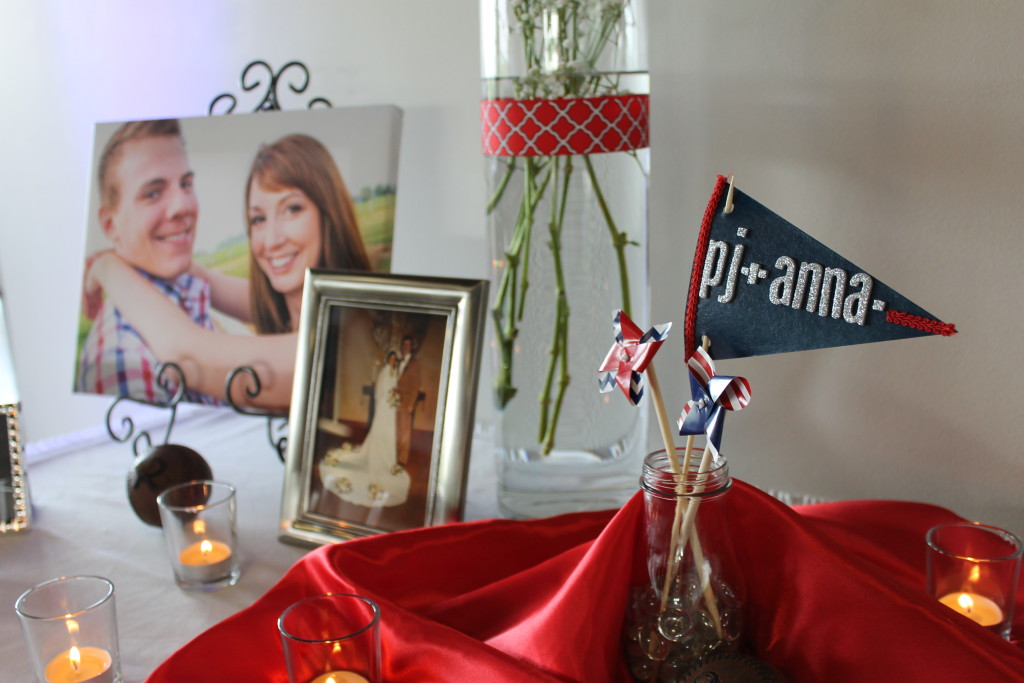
left=244, top=134, right=371, bottom=334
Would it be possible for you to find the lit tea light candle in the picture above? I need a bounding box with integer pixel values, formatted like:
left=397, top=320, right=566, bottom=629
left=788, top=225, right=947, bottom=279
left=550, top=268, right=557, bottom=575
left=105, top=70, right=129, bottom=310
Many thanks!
left=177, top=537, right=234, bottom=583
left=180, top=538, right=231, bottom=564
left=938, top=591, right=1003, bottom=627
left=308, top=672, right=370, bottom=683
left=43, top=645, right=113, bottom=683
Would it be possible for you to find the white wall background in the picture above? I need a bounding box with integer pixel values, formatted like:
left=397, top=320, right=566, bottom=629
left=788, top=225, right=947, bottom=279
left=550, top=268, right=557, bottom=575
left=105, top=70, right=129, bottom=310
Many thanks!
left=1, top=1, right=1021, bottom=539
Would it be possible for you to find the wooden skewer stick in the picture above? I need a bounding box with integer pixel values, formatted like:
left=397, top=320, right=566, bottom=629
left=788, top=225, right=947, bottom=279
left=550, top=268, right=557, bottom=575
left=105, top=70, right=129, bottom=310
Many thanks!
left=673, top=442, right=723, bottom=637
left=651, top=337, right=723, bottom=638
left=654, top=438, right=724, bottom=638
left=645, top=364, right=688, bottom=605
left=657, top=435, right=695, bottom=611
left=646, top=364, right=679, bottom=470
left=646, top=362, right=723, bottom=638
left=688, top=527, right=724, bottom=638
left=723, top=174, right=736, bottom=214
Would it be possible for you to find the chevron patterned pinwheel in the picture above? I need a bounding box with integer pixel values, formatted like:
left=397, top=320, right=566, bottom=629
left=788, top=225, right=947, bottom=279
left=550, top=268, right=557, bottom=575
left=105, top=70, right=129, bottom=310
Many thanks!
left=597, top=310, right=671, bottom=405
left=676, top=346, right=752, bottom=457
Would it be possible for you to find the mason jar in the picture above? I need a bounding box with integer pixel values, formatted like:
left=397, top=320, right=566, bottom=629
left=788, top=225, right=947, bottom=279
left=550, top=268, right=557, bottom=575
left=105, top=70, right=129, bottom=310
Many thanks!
left=624, top=446, right=743, bottom=681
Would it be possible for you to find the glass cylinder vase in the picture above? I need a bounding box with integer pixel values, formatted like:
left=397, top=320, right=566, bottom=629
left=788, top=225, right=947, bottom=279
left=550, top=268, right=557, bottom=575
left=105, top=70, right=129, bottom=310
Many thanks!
left=480, top=0, right=651, bottom=518
left=625, top=447, right=743, bottom=681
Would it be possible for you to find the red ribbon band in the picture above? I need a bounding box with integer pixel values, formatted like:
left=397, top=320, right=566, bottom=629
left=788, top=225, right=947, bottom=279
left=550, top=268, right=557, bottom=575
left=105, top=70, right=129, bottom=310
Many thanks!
left=481, top=94, right=650, bottom=157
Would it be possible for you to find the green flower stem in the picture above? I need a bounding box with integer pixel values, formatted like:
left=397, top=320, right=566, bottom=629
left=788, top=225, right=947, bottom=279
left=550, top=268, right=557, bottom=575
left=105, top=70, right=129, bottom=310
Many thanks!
left=583, top=153, right=635, bottom=319
left=538, top=156, right=573, bottom=450
left=486, top=157, right=517, bottom=214
left=515, top=158, right=553, bottom=323
left=541, top=294, right=570, bottom=453
left=490, top=156, right=551, bottom=407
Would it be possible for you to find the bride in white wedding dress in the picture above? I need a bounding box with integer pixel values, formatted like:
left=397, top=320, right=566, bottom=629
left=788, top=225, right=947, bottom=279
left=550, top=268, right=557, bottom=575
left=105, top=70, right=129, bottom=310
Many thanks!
left=320, top=350, right=412, bottom=507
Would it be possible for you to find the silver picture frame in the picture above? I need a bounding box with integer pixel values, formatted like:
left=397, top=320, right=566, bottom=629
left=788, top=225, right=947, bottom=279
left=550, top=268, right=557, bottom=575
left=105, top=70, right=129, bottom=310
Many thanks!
left=1, top=404, right=29, bottom=533
left=1, top=292, right=29, bottom=533
left=279, top=269, right=488, bottom=546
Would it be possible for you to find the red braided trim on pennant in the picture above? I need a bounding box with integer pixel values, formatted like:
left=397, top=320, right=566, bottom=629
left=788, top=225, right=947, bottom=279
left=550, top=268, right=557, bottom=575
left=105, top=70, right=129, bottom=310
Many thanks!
left=684, top=175, right=730, bottom=358
left=481, top=94, right=649, bottom=157
left=886, top=310, right=958, bottom=336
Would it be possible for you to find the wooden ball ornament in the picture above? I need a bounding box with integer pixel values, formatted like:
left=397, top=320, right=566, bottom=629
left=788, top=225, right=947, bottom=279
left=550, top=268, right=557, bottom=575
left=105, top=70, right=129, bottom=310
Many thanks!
left=127, top=444, right=213, bottom=527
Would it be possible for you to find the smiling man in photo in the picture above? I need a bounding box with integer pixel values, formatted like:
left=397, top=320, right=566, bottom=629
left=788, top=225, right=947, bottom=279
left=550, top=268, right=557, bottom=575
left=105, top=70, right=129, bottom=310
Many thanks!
left=75, top=119, right=220, bottom=404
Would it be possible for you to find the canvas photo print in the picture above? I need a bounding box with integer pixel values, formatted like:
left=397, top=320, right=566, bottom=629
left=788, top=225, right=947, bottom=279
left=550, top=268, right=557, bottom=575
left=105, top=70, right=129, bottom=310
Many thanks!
left=72, top=106, right=402, bottom=411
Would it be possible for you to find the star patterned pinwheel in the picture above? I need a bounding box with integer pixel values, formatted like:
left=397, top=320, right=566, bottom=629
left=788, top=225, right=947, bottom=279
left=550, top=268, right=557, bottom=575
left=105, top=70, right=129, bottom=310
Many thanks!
left=677, top=345, right=751, bottom=457
left=598, top=310, right=672, bottom=405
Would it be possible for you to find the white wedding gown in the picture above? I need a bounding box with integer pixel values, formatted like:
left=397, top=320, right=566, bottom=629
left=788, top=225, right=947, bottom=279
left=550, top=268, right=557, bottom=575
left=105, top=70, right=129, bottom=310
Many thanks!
left=319, top=365, right=412, bottom=507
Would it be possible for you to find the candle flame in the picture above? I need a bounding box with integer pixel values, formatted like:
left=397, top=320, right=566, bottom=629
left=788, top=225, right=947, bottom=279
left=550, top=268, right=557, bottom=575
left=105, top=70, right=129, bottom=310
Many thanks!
left=193, top=519, right=206, bottom=535
left=200, top=539, right=213, bottom=556
left=327, top=678, right=337, bottom=683
left=69, top=646, right=81, bottom=672
left=66, top=618, right=79, bottom=635
left=957, top=593, right=974, bottom=613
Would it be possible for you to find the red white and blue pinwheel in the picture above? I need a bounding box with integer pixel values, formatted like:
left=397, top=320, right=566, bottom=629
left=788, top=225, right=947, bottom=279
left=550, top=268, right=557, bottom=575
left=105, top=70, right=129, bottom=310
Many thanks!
left=677, top=346, right=751, bottom=456
left=598, top=310, right=671, bottom=405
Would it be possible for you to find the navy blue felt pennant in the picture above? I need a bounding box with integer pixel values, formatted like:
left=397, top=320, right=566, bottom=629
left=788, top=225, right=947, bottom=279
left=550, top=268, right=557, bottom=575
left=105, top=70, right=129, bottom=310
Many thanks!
left=683, top=176, right=956, bottom=360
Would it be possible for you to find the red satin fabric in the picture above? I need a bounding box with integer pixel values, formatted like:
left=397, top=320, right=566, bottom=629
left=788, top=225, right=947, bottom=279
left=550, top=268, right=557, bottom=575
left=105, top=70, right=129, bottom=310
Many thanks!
left=147, top=481, right=1024, bottom=682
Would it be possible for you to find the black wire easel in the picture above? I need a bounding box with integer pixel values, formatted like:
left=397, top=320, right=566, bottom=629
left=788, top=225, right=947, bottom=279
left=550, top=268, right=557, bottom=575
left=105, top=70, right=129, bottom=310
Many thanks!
left=104, top=60, right=332, bottom=461
left=208, top=60, right=332, bottom=115
left=105, top=362, right=187, bottom=458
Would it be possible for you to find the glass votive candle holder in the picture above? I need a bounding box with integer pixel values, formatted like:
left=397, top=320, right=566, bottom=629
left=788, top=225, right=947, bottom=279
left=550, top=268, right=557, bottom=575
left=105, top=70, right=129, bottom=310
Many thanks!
left=926, top=521, right=1023, bottom=640
left=156, top=480, right=241, bottom=591
left=278, top=593, right=382, bottom=683
left=15, top=575, right=122, bottom=683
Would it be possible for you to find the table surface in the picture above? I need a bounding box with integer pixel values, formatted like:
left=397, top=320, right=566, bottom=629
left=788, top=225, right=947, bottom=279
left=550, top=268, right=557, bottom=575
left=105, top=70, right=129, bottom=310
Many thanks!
left=1, top=407, right=501, bottom=683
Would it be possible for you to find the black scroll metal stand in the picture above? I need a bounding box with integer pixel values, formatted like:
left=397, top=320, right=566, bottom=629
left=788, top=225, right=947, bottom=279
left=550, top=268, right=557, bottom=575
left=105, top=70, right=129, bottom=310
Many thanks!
left=208, top=60, right=332, bottom=114
left=105, top=363, right=187, bottom=458
left=104, top=60, right=332, bottom=461
left=224, top=367, right=289, bottom=462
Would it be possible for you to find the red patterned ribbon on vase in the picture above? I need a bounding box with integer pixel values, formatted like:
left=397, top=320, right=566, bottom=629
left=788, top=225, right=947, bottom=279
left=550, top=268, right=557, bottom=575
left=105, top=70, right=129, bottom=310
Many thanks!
left=481, top=94, right=649, bottom=157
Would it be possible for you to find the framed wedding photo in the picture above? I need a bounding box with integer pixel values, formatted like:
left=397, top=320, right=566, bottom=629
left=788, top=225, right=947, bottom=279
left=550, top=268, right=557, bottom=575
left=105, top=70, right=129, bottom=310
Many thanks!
left=279, top=269, right=488, bottom=545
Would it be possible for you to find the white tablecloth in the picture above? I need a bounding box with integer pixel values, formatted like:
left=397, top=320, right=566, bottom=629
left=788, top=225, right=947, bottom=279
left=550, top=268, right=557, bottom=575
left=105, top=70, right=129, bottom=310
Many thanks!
left=0, top=407, right=500, bottom=682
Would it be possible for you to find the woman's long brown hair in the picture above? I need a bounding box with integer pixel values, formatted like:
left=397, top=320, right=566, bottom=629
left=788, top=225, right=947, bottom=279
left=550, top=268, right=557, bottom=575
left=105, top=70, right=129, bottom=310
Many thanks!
left=245, top=134, right=372, bottom=334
